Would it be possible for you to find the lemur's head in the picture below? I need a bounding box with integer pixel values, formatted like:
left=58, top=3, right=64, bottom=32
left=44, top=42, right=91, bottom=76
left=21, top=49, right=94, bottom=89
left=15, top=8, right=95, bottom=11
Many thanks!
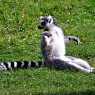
left=38, top=15, right=55, bottom=30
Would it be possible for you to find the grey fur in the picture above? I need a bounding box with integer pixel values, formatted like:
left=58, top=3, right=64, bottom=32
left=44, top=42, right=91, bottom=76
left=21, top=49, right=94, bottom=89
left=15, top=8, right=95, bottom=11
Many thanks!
left=39, top=15, right=95, bottom=73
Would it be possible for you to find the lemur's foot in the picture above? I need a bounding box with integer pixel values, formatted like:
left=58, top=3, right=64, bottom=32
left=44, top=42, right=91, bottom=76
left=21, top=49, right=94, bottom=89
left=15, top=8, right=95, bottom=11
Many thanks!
left=90, top=67, right=95, bottom=73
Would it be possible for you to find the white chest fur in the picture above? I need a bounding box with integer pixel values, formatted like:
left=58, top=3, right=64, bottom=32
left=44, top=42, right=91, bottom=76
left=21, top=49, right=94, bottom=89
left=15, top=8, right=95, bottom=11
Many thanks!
left=48, top=25, right=66, bottom=59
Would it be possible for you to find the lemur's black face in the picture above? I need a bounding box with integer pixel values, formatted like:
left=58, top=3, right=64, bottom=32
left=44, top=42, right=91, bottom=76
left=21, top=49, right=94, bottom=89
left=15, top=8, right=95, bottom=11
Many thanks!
left=38, top=16, right=54, bottom=30
left=38, top=17, right=48, bottom=29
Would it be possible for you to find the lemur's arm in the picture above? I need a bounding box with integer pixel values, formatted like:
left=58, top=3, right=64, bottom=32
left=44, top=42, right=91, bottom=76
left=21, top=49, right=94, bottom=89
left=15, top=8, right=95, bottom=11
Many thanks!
left=64, top=36, right=80, bottom=45
left=42, top=32, right=80, bottom=45
left=42, top=32, right=52, bottom=37
left=42, top=32, right=52, bottom=46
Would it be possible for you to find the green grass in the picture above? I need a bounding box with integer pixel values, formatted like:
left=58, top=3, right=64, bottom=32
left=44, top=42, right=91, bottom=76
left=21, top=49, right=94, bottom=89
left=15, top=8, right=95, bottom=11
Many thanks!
left=0, top=0, right=95, bottom=94
left=0, top=69, right=95, bottom=95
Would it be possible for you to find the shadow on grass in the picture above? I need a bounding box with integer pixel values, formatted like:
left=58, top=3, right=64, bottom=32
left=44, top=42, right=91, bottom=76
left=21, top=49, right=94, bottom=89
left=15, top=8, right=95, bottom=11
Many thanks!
left=38, top=90, right=95, bottom=95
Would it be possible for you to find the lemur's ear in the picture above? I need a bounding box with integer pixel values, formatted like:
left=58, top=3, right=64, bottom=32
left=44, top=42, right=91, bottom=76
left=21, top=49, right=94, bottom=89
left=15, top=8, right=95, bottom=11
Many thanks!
left=53, top=17, right=57, bottom=25
left=40, top=16, right=44, bottom=20
left=48, top=15, right=53, bottom=24
left=48, top=15, right=57, bottom=25
left=48, top=15, right=52, bottom=19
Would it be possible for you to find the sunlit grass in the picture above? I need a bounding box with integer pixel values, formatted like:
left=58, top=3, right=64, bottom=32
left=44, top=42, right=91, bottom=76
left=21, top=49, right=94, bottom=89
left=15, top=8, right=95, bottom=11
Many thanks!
left=0, top=0, right=95, bottom=94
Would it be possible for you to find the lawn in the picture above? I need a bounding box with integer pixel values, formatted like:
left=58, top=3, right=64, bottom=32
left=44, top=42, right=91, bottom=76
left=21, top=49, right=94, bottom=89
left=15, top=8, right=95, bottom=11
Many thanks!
left=0, top=0, right=95, bottom=95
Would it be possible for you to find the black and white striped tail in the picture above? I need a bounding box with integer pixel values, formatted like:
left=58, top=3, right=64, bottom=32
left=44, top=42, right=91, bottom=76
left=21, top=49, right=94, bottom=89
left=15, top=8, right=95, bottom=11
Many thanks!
left=0, top=61, right=43, bottom=71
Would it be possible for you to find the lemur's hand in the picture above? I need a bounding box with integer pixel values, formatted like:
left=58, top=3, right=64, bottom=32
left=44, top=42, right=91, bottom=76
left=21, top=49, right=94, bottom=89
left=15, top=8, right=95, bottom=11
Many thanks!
left=64, top=36, right=80, bottom=45
left=42, top=32, right=52, bottom=37
left=43, top=35, right=51, bottom=46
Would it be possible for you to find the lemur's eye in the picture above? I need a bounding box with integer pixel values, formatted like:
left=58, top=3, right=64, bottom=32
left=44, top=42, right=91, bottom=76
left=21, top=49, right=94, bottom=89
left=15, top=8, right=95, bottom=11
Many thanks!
left=45, top=18, right=48, bottom=22
left=40, top=18, right=49, bottom=26
left=41, top=21, right=46, bottom=26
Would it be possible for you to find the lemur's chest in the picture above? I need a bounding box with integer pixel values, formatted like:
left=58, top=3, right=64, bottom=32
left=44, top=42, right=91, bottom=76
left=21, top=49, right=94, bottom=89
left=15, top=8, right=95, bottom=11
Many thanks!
left=41, top=28, right=65, bottom=60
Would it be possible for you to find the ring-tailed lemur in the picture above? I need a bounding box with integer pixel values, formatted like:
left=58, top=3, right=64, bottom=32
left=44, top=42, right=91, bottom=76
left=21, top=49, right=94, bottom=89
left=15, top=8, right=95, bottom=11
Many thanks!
left=0, top=15, right=94, bottom=73
left=0, top=16, right=80, bottom=71
left=38, top=15, right=95, bottom=73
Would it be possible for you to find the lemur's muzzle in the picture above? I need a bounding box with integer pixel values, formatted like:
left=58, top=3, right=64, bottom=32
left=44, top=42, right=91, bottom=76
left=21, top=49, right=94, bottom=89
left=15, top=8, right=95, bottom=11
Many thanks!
left=38, top=25, right=44, bottom=29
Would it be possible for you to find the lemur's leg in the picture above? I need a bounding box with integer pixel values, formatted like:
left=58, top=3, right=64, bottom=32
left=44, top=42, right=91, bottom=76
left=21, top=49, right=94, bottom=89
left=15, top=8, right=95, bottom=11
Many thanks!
left=66, top=61, right=91, bottom=73
left=64, top=36, right=80, bottom=45
left=50, top=59, right=91, bottom=73
left=63, top=56, right=94, bottom=73
left=66, top=56, right=92, bottom=69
